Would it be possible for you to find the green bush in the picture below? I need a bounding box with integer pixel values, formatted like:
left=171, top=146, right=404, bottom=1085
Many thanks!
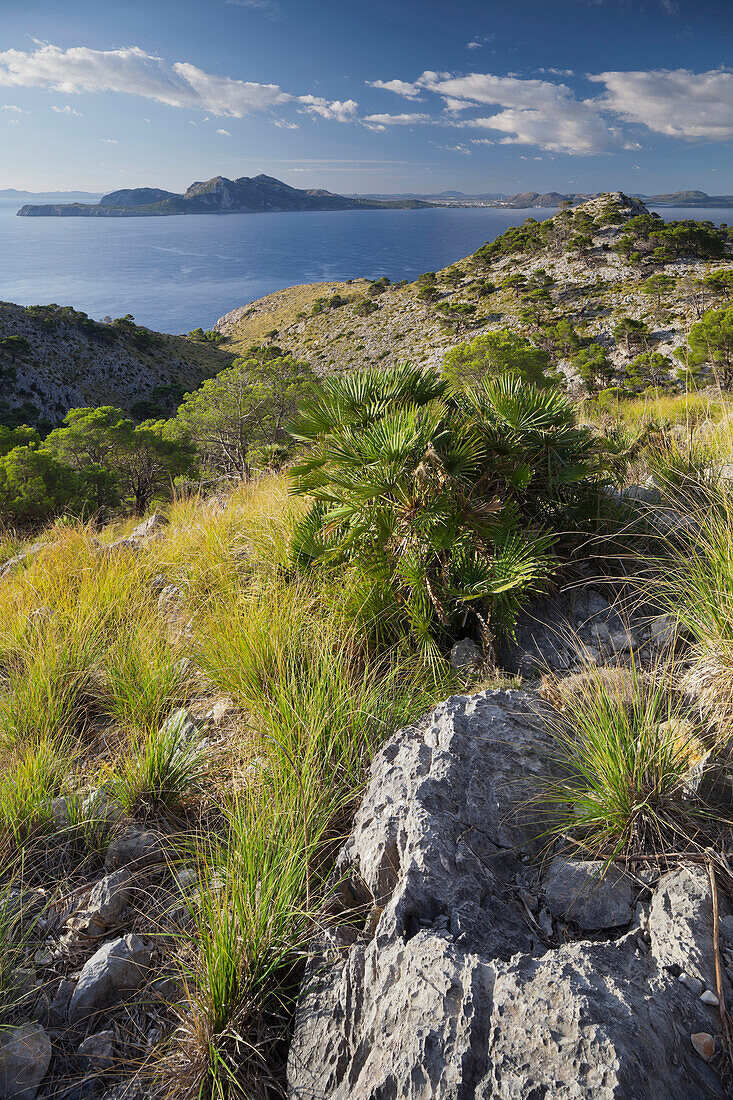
left=289, top=364, right=605, bottom=661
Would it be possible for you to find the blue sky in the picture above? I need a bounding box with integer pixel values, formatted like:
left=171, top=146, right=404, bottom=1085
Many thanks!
left=1, top=0, right=732, bottom=195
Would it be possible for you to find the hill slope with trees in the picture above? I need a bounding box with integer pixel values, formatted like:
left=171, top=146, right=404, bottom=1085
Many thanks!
left=0, top=303, right=233, bottom=430
left=215, top=191, right=733, bottom=394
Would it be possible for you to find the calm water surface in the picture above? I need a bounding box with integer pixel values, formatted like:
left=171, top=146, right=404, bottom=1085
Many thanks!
left=0, top=201, right=727, bottom=334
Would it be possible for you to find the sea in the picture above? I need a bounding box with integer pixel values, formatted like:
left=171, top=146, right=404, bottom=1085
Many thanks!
left=0, top=200, right=729, bottom=335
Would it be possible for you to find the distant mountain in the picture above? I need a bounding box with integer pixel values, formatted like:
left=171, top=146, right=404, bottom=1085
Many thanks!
left=17, top=174, right=434, bottom=217
left=1, top=189, right=102, bottom=203
left=640, top=190, right=733, bottom=207
left=352, top=190, right=508, bottom=201
left=354, top=190, right=591, bottom=207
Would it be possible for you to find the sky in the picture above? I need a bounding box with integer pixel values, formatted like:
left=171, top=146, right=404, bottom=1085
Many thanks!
left=1, top=0, right=733, bottom=195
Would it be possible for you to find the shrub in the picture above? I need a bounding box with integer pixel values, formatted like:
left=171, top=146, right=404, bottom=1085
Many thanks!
left=289, top=364, right=604, bottom=661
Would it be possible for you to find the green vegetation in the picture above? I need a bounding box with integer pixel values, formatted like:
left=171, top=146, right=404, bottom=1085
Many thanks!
left=443, top=328, right=553, bottom=388
left=289, top=363, right=603, bottom=661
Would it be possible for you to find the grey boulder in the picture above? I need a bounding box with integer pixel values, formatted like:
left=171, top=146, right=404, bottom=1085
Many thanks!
left=77, top=1030, right=115, bottom=1071
left=70, top=869, right=133, bottom=935
left=288, top=689, right=727, bottom=1099
left=104, top=829, right=163, bottom=873
left=68, top=934, right=152, bottom=1024
left=0, top=1023, right=51, bottom=1100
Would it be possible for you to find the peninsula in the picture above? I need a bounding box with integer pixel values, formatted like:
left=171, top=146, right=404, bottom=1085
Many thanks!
left=16, top=173, right=434, bottom=217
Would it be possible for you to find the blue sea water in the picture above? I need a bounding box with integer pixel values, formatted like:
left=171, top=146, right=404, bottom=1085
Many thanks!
left=0, top=201, right=728, bottom=335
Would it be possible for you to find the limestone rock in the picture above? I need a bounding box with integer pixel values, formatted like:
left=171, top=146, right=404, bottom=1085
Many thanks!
left=156, top=584, right=184, bottom=620
left=288, top=689, right=727, bottom=1099
left=449, top=637, right=482, bottom=670
left=0, top=1023, right=51, bottom=1100
left=104, top=829, right=163, bottom=873
left=68, top=934, right=152, bottom=1024
left=77, top=1030, right=115, bottom=1071
left=543, top=858, right=635, bottom=930
left=70, top=869, right=133, bottom=935
left=0, top=543, right=49, bottom=581
left=649, top=865, right=729, bottom=991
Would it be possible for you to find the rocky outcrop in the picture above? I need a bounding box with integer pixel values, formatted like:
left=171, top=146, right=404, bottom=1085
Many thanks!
left=287, top=689, right=729, bottom=1099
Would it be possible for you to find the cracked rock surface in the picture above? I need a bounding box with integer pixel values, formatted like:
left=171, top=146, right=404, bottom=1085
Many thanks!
left=287, top=689, right=728, bottom=1099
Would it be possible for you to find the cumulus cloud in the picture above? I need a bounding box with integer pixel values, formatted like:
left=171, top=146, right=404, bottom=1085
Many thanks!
left=418, top=71, right=626, bottom=153
left=0, top=103, right=25, bottom=112
left=366, top=78, right=421, bottom=99
left=0, top=43, right=352, bottom=124
left=52, top=104, right=82, bottom=116
left=101, top=137, right=118, bottom=143
left=298, top=96, right=358, bottom=121
left=466, top=35, right=495, bottom=50
left=590, top=68, right=733, bottom=140
left=216, top=127, right=231, bottom=135
left=362, top=111, right=429, bottom=131
left=273, top=118, right=299, bottom=129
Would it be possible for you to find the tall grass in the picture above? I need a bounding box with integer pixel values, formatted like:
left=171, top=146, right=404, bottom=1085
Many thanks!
left=0, top=476, right=446, bottom=1097
left=167, top=778, right=332, bottom=1100
left=540, top=662, right=710, bottom=858
left=659, top=486, right=733, bottom=727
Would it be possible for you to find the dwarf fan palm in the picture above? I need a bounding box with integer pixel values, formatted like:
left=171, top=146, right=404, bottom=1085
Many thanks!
left=289, top=364, right=603, bottom=661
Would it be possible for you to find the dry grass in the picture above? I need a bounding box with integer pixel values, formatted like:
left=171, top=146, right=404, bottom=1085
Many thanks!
left=0, top=473, right=447, bottom=1099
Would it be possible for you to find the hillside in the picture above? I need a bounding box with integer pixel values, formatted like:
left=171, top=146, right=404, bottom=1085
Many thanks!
left=17, top=173, right=434, bottom=217
left=0, top=303, right=233, bottom=427
left=215, top=191, right=733, bottom=384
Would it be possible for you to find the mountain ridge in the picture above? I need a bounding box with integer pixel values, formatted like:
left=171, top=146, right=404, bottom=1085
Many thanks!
left=16, top=173, right=434, bottom=217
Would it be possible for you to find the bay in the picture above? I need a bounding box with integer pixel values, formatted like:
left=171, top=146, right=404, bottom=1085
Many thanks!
left=0, top=200, right=728, bottom=334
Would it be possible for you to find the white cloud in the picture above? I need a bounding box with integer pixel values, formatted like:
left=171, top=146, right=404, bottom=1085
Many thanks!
left=470, top=137, right=494, bottom=145
left=466, top=35, right=495, bottom=50
left=418, top=69, right=630, bottom=153
left=273, top=118, right=299, bottom=129
left=216, top=127, right=231, bottom=135
left=367, top=78, right=421, bottom=99
left=298, top=96, right=358, bottom=121
left=362, top=112, right=429, bottom=131
left=0, top=43, right=351, bottom=123
left=101, top=137, right=118, bottom=143
left=590, top=68, right=733, bottom=140
left=52, top=104, right=82, bottom=116
left=225, top=0, right=278, bottom=9
left=8, top=118, right=19, bottom=125
left=1, top=103, right=26, bottom=112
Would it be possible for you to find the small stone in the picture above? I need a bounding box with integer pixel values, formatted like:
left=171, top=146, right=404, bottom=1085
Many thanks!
left=647, top=614, right=678, bottom=651
left=77, top=1030, right=115, bottom=1071
left=678, top=972, right=704, bottom=997
left=538, top=907, right=554, bottom=938
left=0, top=1022, right=52, bottom=1100
left=148, top=573, right=169, bottom=592
left=700, top=989, right=720, bottom=1006
left=690, top=1032, right=715, bottom=1061
left=80, top=789, right=125, bottom=828
left=68, top=934, right=152, bottom=1024
left=157, top=584, right=184, bottom=620
left=71, top=869, right=133, bottom=933
left=105, top=829, right=163, bottom=873
left=130, top=514, right=168, bottom=540
left=47, top=978, right=76, bottom=1027
left=449, top=638, right=482, bottom=670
